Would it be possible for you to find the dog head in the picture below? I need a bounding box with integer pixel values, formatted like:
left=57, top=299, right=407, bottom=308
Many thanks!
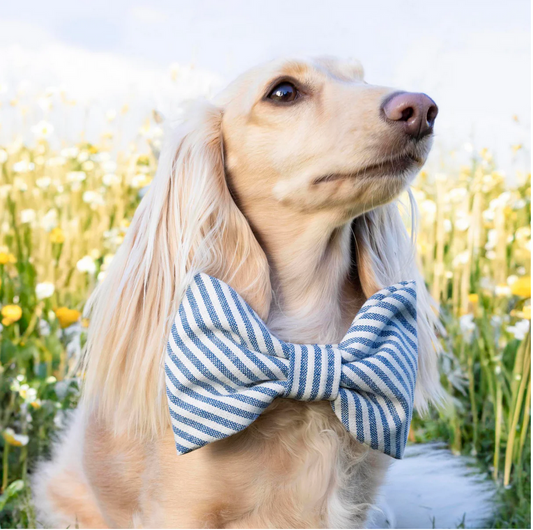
left=220, top=56, right=436, bottom=219
left=82, top=57, right=441, bottom=437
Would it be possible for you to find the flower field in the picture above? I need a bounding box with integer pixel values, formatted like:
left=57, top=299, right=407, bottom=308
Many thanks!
left=0, top=88, right=530, bottom=527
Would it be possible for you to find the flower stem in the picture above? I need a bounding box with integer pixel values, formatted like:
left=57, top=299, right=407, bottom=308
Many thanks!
left=2, top=442, right=9, bottom=493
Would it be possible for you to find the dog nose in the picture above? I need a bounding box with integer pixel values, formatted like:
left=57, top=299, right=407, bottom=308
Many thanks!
left=382, top=92, right=438, bottom=139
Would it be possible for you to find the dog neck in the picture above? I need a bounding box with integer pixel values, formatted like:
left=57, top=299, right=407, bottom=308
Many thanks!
left=243, top=203, right=366, bottom=344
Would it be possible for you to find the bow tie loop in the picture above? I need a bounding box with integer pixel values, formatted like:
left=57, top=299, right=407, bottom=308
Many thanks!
left=339, top=281, right=418, bottom=362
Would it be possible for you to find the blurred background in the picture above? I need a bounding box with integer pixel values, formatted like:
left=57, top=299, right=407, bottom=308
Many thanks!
left=0, top=0, right=530, bottom=172
left=0, top=1, right=530, bottom=528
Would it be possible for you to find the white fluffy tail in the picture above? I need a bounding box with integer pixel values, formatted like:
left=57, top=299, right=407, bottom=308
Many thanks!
left=367, top=443, right=497, bottom=529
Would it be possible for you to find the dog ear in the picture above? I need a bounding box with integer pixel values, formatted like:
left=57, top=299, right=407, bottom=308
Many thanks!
left=81, top=101, right=271, bottom=438
left=165, top=101, right=272, bottom=318
left=352, top=199, right=443, bottom=411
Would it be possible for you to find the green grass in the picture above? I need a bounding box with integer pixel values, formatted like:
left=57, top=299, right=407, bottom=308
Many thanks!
left=0, top=137, right=530, bottom=528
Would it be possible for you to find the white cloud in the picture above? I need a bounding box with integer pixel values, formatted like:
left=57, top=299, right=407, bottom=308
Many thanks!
left=0, top=3, right=529, bottom=173
left=129, top=6, right=166, bottom=24
left=0, top=18, right=222, bottom=145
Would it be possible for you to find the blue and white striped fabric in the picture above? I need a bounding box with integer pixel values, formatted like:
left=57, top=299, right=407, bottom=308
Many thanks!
left=165, top=273, right=418, bottom=459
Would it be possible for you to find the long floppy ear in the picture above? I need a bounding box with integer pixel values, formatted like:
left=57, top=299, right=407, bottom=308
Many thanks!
left=352, top=197, right=443, bottom=411
left=81, top=101, right=271, bottom=438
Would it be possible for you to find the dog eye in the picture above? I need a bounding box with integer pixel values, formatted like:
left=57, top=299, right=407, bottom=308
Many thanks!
left=267, top=82, right=299, bottom=103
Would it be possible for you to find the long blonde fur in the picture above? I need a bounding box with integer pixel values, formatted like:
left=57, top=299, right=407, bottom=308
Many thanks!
left=353, top=200, right=443, bottom=411
left=36, top=56, right=444, bottom=528
left=81, top=102, right=271, bottom=438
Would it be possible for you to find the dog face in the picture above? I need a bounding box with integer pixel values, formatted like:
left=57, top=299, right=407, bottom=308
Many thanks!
left=82, top=57, right=442, bottom=438
left=220, top=57, right=437, bottom=220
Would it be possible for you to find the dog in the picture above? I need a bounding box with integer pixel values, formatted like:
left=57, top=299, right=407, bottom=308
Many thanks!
left=33, top=56, right=446, bottom=528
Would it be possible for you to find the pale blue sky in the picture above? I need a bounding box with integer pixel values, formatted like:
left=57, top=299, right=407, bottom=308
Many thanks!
left=0, top=0, right=530, bottom=170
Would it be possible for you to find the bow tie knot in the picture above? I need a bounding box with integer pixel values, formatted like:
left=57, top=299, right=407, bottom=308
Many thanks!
left=284, top=345, right=341, bottom=401
left=166, top=273, right=418, bottom=459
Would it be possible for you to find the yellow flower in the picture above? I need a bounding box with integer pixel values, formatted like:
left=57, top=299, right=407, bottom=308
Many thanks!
left=510, top=276, right=531, bottom=299
left=467, top=293, right=480, bottom=315
left=81, top=317, right=90, bottom=328
left=2, top=428, right=29, bottom=447
left=1, top=305, right=22, bottom=326
left=512, top=306, right=531, bottom=321
left=480, top=148, right=492, bottom=161
left=49, top=227, right=65, bottom=244
left=0, top=252, right=16, bottom=265
left=468, top=294, right=479, bottom=305
left=55, top=307, right=81, bottom=328
left=136, top=154, right=150, bottom=166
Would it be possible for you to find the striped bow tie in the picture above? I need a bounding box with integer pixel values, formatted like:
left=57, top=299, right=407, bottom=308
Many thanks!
left=165, top=273, right=418, bottom=459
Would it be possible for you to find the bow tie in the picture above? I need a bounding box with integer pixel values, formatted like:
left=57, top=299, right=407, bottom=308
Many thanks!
left=165, top=273, right=418, bottom=459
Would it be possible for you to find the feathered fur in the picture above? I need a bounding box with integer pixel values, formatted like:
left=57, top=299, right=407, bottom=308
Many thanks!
left=81, top=104, right=271, bottom=439
left=33, top=57, right=453, bottom=529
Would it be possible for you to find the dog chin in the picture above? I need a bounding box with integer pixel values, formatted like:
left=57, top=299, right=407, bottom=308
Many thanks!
left=314, top=157, right=420, bottom=185
left=273, top=171, right=414, bottom=215
left=350, top=173, right=412, bottom=207
left=272, top=150, right=426, bottom=212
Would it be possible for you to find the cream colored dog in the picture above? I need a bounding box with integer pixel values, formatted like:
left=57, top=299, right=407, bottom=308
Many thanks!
left=33, top=56, right=442, bottom=528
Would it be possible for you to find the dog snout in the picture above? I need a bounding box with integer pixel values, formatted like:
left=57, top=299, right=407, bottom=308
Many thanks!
left=381, top=92, right=438, bottom=140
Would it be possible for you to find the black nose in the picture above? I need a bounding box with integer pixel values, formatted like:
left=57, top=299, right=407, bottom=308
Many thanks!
left=382, top=92, right=438, bottom=139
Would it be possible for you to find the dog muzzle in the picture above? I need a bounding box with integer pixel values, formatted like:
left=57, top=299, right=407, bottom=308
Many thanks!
left=165, top=273, right=418, bottom=459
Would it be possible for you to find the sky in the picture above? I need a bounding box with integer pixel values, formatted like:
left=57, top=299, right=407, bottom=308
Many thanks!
left=0, top=0, right=530, bottom=172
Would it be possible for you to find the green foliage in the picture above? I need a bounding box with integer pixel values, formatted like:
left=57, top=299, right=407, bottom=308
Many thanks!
left=0, top=137, right=530, bottom=528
